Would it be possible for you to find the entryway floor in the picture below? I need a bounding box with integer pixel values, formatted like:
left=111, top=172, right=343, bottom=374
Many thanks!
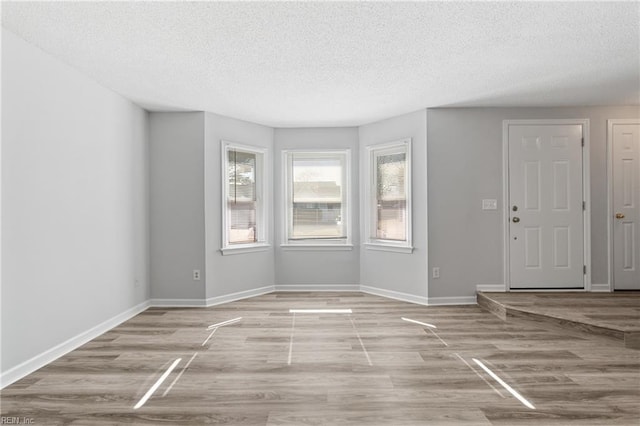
left=477, top=291, right=640, bottom=349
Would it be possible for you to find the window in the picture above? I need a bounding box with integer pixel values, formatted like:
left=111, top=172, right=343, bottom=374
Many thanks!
left=365, top=139, right=412, bottom=253
left=221, top=141, right=268, bottom=254
left=282, top=150, right=351, bottom=248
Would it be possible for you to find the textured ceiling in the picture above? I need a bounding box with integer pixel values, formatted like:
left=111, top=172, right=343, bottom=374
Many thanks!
left=2, top=2, right=639, bottom=127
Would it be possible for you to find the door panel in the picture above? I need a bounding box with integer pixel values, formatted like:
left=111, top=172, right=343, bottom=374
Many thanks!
left=623, top=223, right=634, bottom=270
left=552, top=161, right=569, bottom=210
left=524, top=227, right=541, bottom=268
left=509, top=124, right=584, bottom=289
left=612, top=122, right=640, bottom=290
left=553, top=226, right=570, bottom=268
left=524, top=161, right=540, bottom=209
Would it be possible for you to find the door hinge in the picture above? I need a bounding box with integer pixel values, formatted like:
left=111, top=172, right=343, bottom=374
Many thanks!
left=581, top=138, right=584, bottom=147
left=583, top=265, right=587, bottom=275
left=583, top=201, right=586, bottom=211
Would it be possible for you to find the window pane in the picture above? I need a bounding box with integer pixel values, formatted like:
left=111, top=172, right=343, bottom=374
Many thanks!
left=228, top=150, right=257, bottom=244
left=376, top=152, right=406, bottom=241
left=291, top=156, right=345, bottom=239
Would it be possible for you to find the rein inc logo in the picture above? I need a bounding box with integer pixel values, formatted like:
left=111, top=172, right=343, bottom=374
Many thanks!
left=0, top=418, right=34, bottom=425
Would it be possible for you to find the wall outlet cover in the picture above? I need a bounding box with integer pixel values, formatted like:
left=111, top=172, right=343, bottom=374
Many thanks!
left=482, top=199, right=498, bottom=210
left=432, top=267, right=440, bottom=279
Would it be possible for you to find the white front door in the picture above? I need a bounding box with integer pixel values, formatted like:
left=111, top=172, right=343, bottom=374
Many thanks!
left=508, top=124, right=585, bottom=289
left=611, top=121, right=640, bottom=290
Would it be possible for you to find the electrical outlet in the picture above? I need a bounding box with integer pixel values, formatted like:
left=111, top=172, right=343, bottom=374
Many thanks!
left=432, top=267, right=440, bottom=279
left=193, top=270, right=201, bottom=281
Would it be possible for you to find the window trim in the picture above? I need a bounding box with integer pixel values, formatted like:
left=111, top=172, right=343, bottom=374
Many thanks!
left=221, top=140, right=270, bottom=255
left=364, top=138, right=413, bottom=254
left=281, top=149, right=352, bottom=250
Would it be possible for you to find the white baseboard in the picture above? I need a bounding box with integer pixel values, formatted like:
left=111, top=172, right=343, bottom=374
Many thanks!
left=590, top=283, right=611, bottom=292
left=0, top=300, right=150, bottom=389
left=206, top=285, right=275, bottom=306
left=152, top=284, right=359, bottom=306
left=476, top=284, right=506, bottom=292
left=478, top=284, right=610, bottom=293
left=360, top=285, right=428, bottom=305
left=427, top=296, right=477, bottom=306
left=149, top=298, right=207, bottom=307
left=275, top=284, right=360, bottom=292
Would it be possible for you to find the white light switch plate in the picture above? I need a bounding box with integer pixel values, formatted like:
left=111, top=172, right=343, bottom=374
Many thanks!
left=482, top=199, right=497, bottom=210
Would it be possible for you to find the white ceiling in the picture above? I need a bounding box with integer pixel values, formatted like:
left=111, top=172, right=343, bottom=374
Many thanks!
left=2, top=1, right=639, bottom=127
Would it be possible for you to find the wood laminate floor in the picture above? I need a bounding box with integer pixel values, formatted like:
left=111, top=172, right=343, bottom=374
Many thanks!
left=477, top=291, right=640, bottom=348
left=1, top=292, right=639, bottom=425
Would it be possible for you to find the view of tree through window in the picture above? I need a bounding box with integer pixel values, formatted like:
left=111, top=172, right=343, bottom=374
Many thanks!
left=376, top=152, right=407, bottom=241
left=290, top=154, right=346, bottom=240
left=227, top=149, right=257, bottom=244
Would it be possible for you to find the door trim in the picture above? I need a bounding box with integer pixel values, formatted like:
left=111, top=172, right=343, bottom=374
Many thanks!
left=502, top=119, right=591, bottom=291
left=607, top=119, right=640, bottom=292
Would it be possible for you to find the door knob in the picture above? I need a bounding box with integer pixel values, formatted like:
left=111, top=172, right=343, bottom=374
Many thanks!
left=512, top=217, right=520, bottom=223
left=615, top=213, right=625, bottom=219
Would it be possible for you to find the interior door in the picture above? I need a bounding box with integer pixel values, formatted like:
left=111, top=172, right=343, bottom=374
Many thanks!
left=508, top=124, right=584, bottom=289
left=611, top=121, right=640, bottom=290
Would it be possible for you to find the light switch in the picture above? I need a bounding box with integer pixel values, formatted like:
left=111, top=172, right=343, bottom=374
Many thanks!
left=482, top=199, right=497, bottom=210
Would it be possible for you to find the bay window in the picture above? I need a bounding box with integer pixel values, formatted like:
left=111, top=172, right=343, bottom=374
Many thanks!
left=222, top=141, right=268, bottom=254
left=282, top=150, right=351, bottom=248
left=365, top=139, right=412, bottom=253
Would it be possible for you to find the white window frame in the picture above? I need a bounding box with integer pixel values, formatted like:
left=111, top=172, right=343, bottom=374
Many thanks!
left=364, top=138, right=413, bottom=254
left=281, top=149, right=352, bottom=250
left=221, top=140, right=269, bottom=255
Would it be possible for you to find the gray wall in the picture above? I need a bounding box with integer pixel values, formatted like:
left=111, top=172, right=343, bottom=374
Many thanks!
left=427, top=106, right=640, bottom=298
left=359, top=110, right=429, bottom=298
left=2, top=29, right=150, bottom=373
left=4, top=21, right=636, bottom=390
left=204, top=112, right=275, bottom=298
left=149, top=112, right=206, bottom=300
left=274, top=128, right=360, bottom=286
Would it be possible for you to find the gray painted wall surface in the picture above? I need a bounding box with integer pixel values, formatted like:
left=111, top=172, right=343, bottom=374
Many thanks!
left=1, top=29, right=150, bottom=372
left=4, top=26, right=637, bottom=381
left=274, top=128, right=360, bottom=285
left=359, top=110, right=428, bottom=297
left=427, top=106, right=640, bottom=298
left=204, top=112, right=275, bottom=298
left=149, top=112, right=206, bottom=300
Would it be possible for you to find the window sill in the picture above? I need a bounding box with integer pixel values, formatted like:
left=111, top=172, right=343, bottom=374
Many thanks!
left=221, top=243, right=271, bottom=256
left=281, top=244, right=354, bottom=251
left=364, top=242, right=414, bottom=254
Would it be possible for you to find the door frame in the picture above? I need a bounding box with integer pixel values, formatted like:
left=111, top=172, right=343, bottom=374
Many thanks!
left=502, top=119, right=591, bottom=291
left=607, top=118, right=640, bottom=292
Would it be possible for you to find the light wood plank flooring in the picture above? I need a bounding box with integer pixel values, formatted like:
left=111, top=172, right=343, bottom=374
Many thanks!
left=1, top=292, right=639, bottom=425
left=477, top=291, right=640, bottom=348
